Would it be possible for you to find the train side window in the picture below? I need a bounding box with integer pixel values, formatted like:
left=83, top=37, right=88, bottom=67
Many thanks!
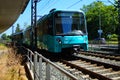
left=48, top=19, right=53, bottom=35
left=43, top=21, right=47, bottom=34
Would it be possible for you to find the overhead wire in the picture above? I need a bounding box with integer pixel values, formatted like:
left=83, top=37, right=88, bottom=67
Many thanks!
left=38, top=0, right=51, bottom=12
left=96, top=0, right=115, bottom=4
left=39, top=0, right=113, bottom=15
left=39, top=0, right=114, bottom=13
left=46, top=0, right=59, bottom=9
left=107, top=0, right=116, bottom=6
left=39, top=0, right=83, bottom=14
left=40, top=0, right=60, bottom=14
left=66, top=0, right=82, bottom=9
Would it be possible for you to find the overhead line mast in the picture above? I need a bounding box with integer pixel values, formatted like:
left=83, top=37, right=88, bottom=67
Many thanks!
left=31, top=0, right=40, bottom=49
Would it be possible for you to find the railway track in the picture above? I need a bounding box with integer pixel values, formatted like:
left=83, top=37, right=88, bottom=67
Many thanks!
left=56, top=61, right=98, bottom=80
left=56, top=56, right=120, bottom=80
left=37, top=49, right=120, bottom=80
left=15, top=46, right=120, bottom=80
left=77, top=51, right=120, bottom=67
left=80, top=50, right=120, bottom=61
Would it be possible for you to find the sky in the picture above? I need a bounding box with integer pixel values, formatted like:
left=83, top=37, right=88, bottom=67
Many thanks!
left=2, top=0, right=114, bottom=35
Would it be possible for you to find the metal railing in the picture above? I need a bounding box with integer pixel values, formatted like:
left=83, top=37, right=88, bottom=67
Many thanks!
left=26, top=48, right=78, bottom=80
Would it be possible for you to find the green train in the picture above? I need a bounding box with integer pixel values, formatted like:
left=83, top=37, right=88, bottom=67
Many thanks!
left=13, top=9, right=88, bottom=53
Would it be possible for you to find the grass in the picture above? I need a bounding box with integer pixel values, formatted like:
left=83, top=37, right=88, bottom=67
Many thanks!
left=0, top=43, right=7, bottom=50
left=89, top=40, right=118, bottom=45
left=106, top=41, right=118, bottom=45
left=0, top=46, right=28, bottom=80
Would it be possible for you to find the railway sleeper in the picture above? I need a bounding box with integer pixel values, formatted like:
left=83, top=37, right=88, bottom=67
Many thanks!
left=116, top=56, right=120, bottom=59
left=77, top=64, right=97, bottom=68
left=102, top=71, right=120, bottom=78
left=58, top=63, right=67, bottom=67
left=86, top=66, right=104, bottom=71
left=69, top=68, right=76, bottom=72
left=91, top=79, right=98, bottom=80
left=72, top=62, right=104, bottom=71
left=57, top=62, right=96, bottom=80
left=109, top=74, right=120, bottom=79
left=73, top=71, right=85, bottom=75
left=72, top=60, right=88, bottom=63
left=73, top=71, right=82, bottom=75
left=80, top=75, right=98, bottom=80
left=81, top=75, right=90, bottom=78
left=63, top=66, right=71, bottom=69
left=94, top=68, right=112, bottom=74
left=75, top=74, right=93, bottom=80
left=72, top=61, right=91, bottom=65
left=62, top=60, right=113, bottom=80
left=111, top=76, right=120, bottom=80
left=57, top=62, right=82, bottom=74
left=76, top=55, right=120, bottom=71
left=80, top=51, right=120, bottom=61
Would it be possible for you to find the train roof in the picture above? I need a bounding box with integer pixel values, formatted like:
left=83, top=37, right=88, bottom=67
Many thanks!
left=37, top=15, right=47, bottom=23
left=49, top=9, right=85, bottom=14
left=37, top=9, right=85, bottom=24
left=13, top=31, right=23, bottom=36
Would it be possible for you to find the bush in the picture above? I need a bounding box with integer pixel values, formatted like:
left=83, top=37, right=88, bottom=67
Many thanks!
left=111, top=34, right=118, bottom=38
left=107, top=34, right=118, bottom=41
left=110, top=38, right=118, bottom=41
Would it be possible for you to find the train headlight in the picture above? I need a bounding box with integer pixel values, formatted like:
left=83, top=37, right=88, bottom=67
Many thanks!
left=56, top=38, right=61, bottom=44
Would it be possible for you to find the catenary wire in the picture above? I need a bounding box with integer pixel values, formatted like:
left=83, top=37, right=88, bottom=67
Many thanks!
left=66, top=0, right=82, bottom=9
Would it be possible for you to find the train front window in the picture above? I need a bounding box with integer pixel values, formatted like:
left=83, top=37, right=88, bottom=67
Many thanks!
left=55, top=12, right=87, bottom=35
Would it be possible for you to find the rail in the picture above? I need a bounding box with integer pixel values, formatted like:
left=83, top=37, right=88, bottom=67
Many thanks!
left=26, top=48, right=78, bottom=80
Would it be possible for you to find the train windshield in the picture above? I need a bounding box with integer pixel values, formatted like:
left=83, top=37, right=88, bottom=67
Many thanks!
left=55, top=12, right=87, bottom=36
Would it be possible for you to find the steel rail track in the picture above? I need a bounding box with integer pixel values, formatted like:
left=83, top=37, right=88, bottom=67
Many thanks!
left=79, top=51, right=120, bottom=61
left=15, top=45, right=120, bottom=80
left=56, top=61, right=98, bottom=80
left=75, top=55, right=120, bottom=71
left=54, top=52, right=120, bottom=80
left=58, top=57, right=120, bottom=80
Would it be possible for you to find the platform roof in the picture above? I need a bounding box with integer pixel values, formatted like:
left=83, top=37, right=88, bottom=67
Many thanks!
left=0, top=0, right=29, bottom=33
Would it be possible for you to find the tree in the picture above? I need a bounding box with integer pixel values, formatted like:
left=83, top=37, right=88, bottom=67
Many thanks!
left=26, top=25, right=31, bottom=30
left=1, top=33, right=7, bottom=40
left=23, top=22, right=31, bottom=30
left=15, top=24, right=21, bottom=33
left=81, top=1, right=118, bottom=39
left=0, top=33, right=11, bottom=42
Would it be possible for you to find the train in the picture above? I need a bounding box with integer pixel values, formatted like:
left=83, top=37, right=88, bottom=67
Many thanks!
left=13, top=9, right=88, bottom=53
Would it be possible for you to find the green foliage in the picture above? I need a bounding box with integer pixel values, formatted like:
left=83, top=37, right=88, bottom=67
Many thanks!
left=26, top=25, right=31, bottom=30
left=107, top=34, right=118, bottom=41
left=0, top=43, right=5, bottom=46
left=111, top=34, right=118, bottom=38
left=1, top=33, right=7, bottom=40
left=110, top=38, right=118, bottom=41
left=81, top=1, right=118, bottom=39
left=0, top=33, right=11, bottom=43
left=15, top=24, right=22, bottom=33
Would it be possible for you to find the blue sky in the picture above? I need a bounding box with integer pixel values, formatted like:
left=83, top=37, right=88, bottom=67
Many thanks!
left=3, top=0, right=114, bottom=35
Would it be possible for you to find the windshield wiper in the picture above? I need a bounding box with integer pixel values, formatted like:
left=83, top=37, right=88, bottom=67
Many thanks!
left=65, top=30, right=84, bottom=36
left=56, top=30, right=84, bottom=36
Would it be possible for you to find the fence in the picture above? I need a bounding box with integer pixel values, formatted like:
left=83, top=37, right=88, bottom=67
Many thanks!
left=26, top=48, right=78, bottom=80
